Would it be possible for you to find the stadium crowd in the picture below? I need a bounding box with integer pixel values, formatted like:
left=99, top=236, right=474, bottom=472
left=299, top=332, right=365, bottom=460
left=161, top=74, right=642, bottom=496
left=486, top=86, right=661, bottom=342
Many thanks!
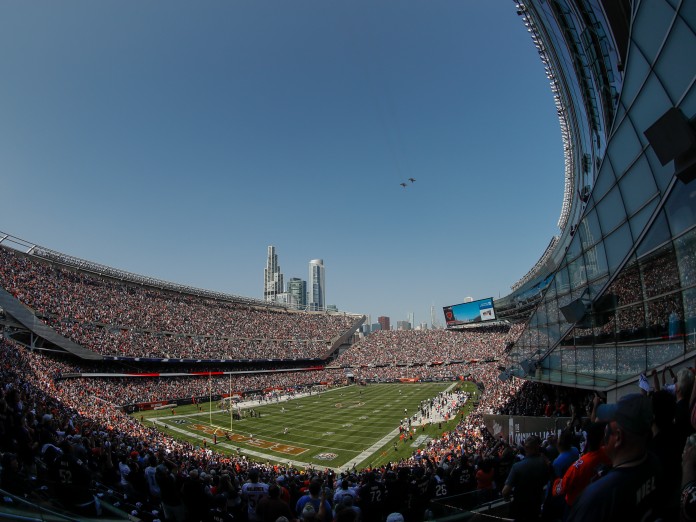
left=1, top=246, right=695, bottom=521
left=3, top=322, right=696, bottom=521
left=0, top=247, right=357, bottom=360
left=334, top=326, right=524, bottom=368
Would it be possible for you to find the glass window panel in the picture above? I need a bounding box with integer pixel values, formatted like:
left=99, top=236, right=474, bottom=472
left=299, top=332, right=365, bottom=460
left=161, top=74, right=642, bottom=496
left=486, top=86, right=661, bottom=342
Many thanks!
left=681, top=2, right=696, bottom=39
left=561, top=349, right=576, bottom=374
left=555, top=267, right=571, bottom=297
left=605, top=222, right=633, bottom=274
left=618, top=156, right=658, bottom=216
left=629, top=195, right=659, bottom=241
left=597, top=187, right=627, bottom=235
left=617, top=346, right=647, bottom=382
left=595, top=346, right=617, bottom=382
left=646, top=293, right=683, bottom=340
left=675, top=229, right=696, bottom=288
left=548, top=323, right=562, bottom=348
left=547, top=298, right=560, bottom=326
left=547, top=350, right=562, bottom=371
left=644, top=140, right=678, bottom=192
left=517, top=329, right=533, bottom=351
left=569, top=257, right=588, bottom=289
left=681, top=83, right=696, bottom=118
left=575, top=348, right=594, bottom=375
left=596, top=312, right=617, bottom=345
left=633, top=1, right=676, bottom=66
left=616, top=303, right=647, bottom=343
left=619, top=43, right=651, bottom=109
left=588, top=208, right=604, bottom=243
left=573, top=323, right=597, bottom=347
left=607, top=119, right=643, bottom=176
left=579, top=209, right=602, bottom=250
left=615, top=103, right=627, bottom=130
left=607, top=256, right=643, bottom=307
left=557, top=294, right=573, bottom=332
left=590, top=274, right=610, bottom=303
left=565, top=233, right=583, bottom=264
left=637, top=210, right=671, bottom=257
left=585, top=242, right=609, bottom=282
left=536, top=301, right=548, bottom=327
left=632, top=75, right=674, bottom=150
left=664, top=179, right=696, bottom=237
left=656, top=18, right=696, bottom=102
left=640, top=243, right=681, bottom=298
left=591, top=162, right=616, bottom=203
left=648, top=343, right=684, bottom=370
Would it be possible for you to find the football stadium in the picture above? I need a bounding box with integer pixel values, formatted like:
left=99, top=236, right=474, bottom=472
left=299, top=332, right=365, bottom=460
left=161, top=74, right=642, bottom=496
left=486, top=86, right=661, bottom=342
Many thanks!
left=1, top=1, right=695, bottom=521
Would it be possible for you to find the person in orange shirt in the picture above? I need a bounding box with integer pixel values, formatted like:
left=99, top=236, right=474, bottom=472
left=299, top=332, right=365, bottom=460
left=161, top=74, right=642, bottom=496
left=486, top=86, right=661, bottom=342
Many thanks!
left=552, top=422, right=611, bottom=509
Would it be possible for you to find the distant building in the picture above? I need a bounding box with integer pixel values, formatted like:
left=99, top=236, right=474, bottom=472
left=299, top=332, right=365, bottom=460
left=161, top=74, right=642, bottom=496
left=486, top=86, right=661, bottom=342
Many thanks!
left=263, top=246, right=283, bottom=302
left=308, top=259, right=325, bottom=311
left=371, top=323, right=381, bottom=332
left=378, top=316, right=390, bottom=331
left=287, top=278, right=307, bottom=309
left=326, top=304, right=338, bottom=312
left=396, top=321, right=411, bottom=331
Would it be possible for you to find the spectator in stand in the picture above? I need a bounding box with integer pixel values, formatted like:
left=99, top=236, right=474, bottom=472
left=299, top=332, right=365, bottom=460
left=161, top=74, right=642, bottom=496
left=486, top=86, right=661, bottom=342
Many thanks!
left=552, top=422, right=610, bottom=513
left=501, top=435, right=550, bottom=522
left=296, top=479, right=332, bottom=522
left=543, top=429, right=578, bottom=521
left=568, top=394, right=664, bottom=521
left=256, top=484, right=294, bottom=522
left=242, top=468, right=270, bottom=522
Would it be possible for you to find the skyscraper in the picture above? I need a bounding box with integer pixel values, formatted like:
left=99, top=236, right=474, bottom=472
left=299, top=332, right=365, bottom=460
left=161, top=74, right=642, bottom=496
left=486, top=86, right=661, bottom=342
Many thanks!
left=308, top=259, right=325, bottom=311
left=287, top=277, right=307, bottom=309
left=263, top=246, right=283, bottom=302
left=378, top=316, right=390, bottom=332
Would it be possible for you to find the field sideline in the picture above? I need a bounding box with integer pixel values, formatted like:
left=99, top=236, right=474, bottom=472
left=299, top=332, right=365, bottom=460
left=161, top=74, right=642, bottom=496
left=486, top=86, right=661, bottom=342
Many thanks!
left=135, top=382, right=478, bottom=470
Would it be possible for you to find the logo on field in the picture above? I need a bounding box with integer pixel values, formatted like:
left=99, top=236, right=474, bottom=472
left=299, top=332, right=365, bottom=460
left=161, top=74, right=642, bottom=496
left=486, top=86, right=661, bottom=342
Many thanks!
left=315, top=453, right=338, bottom=460
left=173, top=419, right=187, bottom=425
left=342, top=423, right=353, bottom=428
left=359, top=416, right=368, bottom=420
left=324, top=432, right=335, bottom=436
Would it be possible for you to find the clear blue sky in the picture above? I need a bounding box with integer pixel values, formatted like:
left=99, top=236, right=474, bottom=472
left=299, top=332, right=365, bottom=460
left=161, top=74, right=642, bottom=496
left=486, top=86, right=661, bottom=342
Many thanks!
left=0, top=1, right=563, bottom=328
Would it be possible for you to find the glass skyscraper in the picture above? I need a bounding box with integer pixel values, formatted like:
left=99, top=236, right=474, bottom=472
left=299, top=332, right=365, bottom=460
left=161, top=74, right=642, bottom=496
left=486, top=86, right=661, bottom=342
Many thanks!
left=308, top=259, right=325, bottom=311
left=287, top=277, right=307, bottom=309
left=263, top=246, right=283, bottom=303
left=500, top=0, right=696, bottom=398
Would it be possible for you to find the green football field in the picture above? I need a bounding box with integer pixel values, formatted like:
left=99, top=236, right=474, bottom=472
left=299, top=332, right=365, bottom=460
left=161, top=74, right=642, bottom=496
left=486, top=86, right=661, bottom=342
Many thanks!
left=136, top=382, right=478, bottom=470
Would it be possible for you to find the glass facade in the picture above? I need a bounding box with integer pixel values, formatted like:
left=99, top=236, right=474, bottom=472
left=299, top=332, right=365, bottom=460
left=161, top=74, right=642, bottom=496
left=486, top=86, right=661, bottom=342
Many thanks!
left=308, top=259, right=325, bottom=311
left=508, top=0, right=696, bottom=391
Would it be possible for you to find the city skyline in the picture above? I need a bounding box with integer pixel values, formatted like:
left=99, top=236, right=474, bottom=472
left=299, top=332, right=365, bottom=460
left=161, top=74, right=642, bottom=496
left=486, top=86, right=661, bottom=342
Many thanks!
left=0, top=2, right=562, bottom=327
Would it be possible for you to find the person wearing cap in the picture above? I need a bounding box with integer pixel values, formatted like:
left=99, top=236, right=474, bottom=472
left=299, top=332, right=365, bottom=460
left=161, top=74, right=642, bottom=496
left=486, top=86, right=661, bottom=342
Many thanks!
left=501, top=435, right=550, bottom=522
left=567, top=393, right=665, bottom=521
left=295, top=478, right=331, bottom=522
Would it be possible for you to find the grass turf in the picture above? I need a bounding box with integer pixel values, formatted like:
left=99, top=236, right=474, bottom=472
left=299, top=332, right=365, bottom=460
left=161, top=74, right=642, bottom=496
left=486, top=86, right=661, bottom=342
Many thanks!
left=135, top=382, right=478, bottom=470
